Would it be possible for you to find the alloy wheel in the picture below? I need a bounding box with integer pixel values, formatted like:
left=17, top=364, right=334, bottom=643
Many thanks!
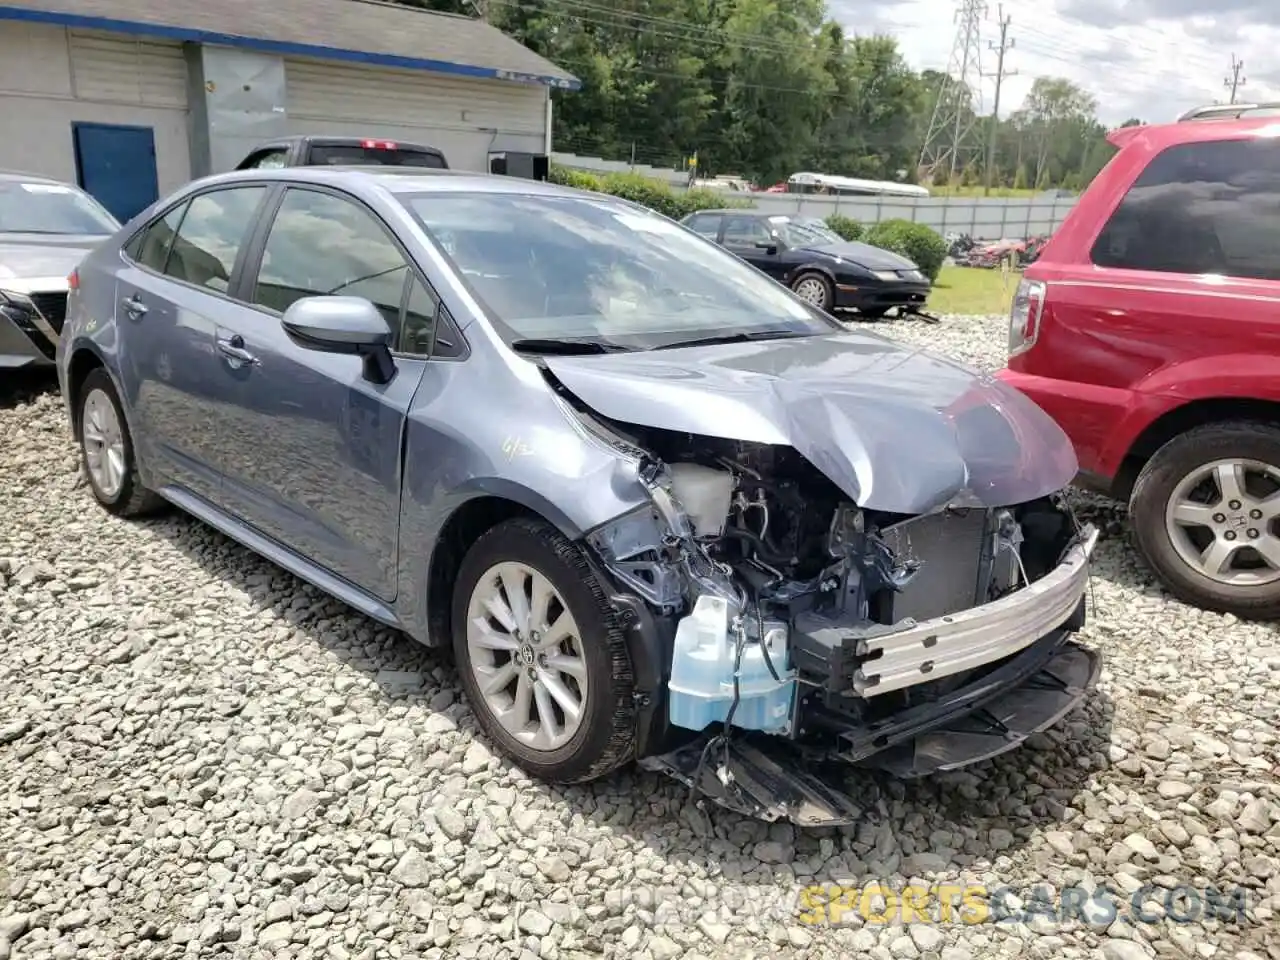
left=464, top=561, right=588, bottom=751
left=793, top=276, right=829, bottom=306
left=82, top=387, right=127, bottom=499
left=1164, top=457, right=1280, bottom=586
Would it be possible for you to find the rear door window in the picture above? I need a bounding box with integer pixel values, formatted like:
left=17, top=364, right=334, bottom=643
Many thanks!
left=306, top=145, right=447, bottom=168
left=1091, top=137, right=1280, bottom=280
left=161, top=187, right=267, bottom=293
left=127, top=203, right=188, bottom=272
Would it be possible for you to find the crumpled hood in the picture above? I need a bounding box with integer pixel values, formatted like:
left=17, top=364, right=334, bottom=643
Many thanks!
left=0, top=236, right=102, bottom=293
left=800, top=241, right=918, bottom=272
left=546, top=330, right=1078, bottom=513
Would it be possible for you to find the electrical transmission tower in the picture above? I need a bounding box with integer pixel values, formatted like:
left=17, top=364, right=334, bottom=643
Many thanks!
left=918, top=0, right=987, bottom=184
left=1225, top=54, right=1246, bottom=104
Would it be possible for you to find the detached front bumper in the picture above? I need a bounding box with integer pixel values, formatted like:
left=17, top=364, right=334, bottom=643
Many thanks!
left=642, top=633, right=1100, bottom=825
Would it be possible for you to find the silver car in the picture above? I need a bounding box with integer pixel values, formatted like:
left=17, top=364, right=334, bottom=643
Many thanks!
left=56, top=167, right=1099, bottom=825
left=0, top=172, right=120, bottom=369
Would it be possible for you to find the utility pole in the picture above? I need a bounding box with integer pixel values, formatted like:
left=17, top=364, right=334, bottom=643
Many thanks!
left=1225, top=54, right=1246, bottom=104
left=982, top=5, right=1015, bottom=196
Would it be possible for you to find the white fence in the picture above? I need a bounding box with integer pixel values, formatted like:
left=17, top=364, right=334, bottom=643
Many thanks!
left=738, top=193, right=1078, bottom=240
left=552, top=151, right=1079, bottom=239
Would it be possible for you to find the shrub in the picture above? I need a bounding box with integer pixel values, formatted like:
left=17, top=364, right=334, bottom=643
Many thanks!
left=824, top=214, right=863, bottom=241
left=546, top=164, right=751, bottom=220
left=863, top=219, right=948, bottom=282
left=548, top=166, right=606, bottom=192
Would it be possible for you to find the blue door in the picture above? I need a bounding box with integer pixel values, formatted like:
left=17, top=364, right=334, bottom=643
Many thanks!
left=72, top=123, right=159, bottom=224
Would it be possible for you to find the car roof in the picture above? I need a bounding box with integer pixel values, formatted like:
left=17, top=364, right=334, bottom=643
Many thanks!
left=180, top=166, right=619, bottom=201
left=0, top=170, right=73, bottom=186
left=1108, top=114, right=1280, bottom=151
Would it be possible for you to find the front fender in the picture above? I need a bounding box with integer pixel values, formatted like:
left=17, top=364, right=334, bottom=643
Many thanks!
left=784, top=261, right=838, bottom=286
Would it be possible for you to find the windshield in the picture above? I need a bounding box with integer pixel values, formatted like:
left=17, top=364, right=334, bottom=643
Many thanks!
left=773, top=217, right=843, bottom=247
left=0, top=180, right=119, bottom=235
left=403, top=193, right=838, bottom=349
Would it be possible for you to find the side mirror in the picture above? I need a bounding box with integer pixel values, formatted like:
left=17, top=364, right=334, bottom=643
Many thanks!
left=754, top=240, right=778, bottom=255
left=281, top=296, right=396, bottom=384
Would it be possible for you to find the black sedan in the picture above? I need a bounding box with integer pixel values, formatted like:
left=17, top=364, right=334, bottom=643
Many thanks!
left=680, top=210, right=931, bottom=317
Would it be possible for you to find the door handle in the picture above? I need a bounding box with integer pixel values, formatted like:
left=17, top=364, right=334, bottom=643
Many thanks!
left=121, top=294, right=148, bottom=317
left=216, top=334, right=259, bottom=366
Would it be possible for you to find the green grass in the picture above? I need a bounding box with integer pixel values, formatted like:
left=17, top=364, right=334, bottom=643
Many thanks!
left=928, top=185, right=1042, bottom=198
left=927, top=264, right=1021, bottom=315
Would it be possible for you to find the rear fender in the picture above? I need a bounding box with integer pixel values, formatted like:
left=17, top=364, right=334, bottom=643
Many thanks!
left=1102, top=355, right=1280, bottom=472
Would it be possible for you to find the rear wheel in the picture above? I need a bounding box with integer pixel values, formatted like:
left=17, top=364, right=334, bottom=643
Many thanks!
left=791, top=272, right=833, bottom=311
left=451, top=517, right=636, bottom=783
left=76, top=368, right=164, bottom=517
left=1130, top=421, right=1280, bottom=618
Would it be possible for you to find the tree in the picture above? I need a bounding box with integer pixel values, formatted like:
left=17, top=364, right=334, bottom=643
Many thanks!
left=382, top=0, right=1136, bottom=191
left=1022, top=77, right=1097, bottom=189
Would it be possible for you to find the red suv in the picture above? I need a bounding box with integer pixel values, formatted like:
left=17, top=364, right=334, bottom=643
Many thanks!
left=998, top=105, right=1280, bottom=619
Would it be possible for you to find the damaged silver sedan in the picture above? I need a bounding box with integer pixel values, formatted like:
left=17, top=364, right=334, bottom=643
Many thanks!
left=59, top=168, right=1099, bottom=826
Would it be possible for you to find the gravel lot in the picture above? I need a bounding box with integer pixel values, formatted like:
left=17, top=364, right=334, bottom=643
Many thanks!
left=2, top=311, right=1278, bottom=960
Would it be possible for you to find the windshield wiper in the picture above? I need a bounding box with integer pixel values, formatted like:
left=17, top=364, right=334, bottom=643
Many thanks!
left=652, top=329, right=812, bottom=351
left=510, top=337, right=635, bottom=355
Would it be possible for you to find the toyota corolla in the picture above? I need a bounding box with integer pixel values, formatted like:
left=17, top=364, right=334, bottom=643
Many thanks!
left=56, top=168, right=1099, bottom=825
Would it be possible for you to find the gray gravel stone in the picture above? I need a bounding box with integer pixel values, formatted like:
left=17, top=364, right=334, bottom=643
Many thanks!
left=2, top=313, right=1276, bottom=960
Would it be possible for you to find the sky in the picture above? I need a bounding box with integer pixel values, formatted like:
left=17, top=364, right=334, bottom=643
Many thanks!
left=829, top=0, right=1280, bottom=126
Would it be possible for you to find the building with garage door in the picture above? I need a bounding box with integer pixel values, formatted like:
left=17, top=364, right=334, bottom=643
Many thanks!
left=0, top=0, right=577, bottom=222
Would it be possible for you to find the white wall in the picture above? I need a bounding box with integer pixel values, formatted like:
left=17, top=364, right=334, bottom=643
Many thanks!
left=0, top=21, right=191, bottom=192
left=285, top=57, right=548, bottom=173
left=0, top=21, right=553, bottom=190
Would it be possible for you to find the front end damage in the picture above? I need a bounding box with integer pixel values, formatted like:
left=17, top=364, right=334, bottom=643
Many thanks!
left=578, top=422, right=1100, bottom=827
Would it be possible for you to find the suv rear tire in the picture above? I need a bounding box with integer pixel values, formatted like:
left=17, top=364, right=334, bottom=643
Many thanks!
left=1130, top=421, right=1280, bottom=618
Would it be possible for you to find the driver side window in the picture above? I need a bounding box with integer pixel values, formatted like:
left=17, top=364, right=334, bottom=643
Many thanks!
left=249, top=188, right=409, bottom=334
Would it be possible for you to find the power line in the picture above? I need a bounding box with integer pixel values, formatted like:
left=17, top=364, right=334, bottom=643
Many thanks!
left=918, top=0, right=987, bottom=182
left=1225, top=53, right=1246, bottom=104
left=981, top=4, right=1015, bottom=195
left=486, top=0, right=815, bottom=59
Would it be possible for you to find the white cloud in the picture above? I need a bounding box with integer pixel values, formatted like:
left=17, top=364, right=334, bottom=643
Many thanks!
left=830, top=0, right=1280, bottom=126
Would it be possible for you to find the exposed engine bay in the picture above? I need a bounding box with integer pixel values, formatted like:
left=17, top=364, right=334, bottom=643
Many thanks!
left=568, top=398, right=1099, bottom=825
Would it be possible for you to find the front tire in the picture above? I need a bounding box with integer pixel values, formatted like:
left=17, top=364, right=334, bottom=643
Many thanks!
left=791, top=271, right=833, bottom=311
left=76, top=368, right=164, bottom=517
left=451, top=517, right=636, bottom=783
left=1130, top=421, right=1280, bottom=619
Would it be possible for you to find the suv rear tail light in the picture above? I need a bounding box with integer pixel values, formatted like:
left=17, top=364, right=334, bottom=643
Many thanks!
left=67, top=268, right=79, bottom=291
left=1009, top=278, right=1045, bottom=356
